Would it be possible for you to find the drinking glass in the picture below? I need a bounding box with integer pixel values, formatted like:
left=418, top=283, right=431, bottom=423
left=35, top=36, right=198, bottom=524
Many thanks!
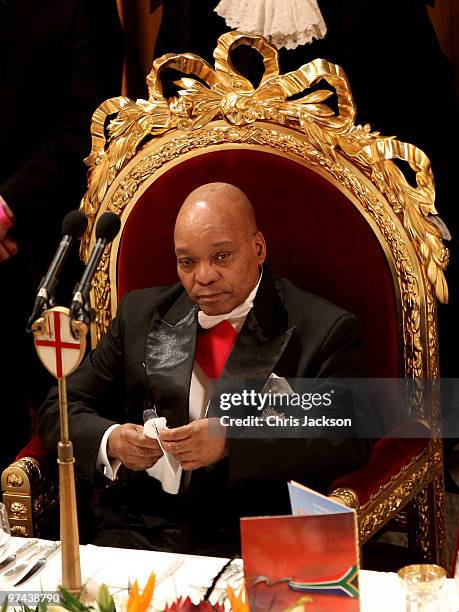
left=398, top=564, right=446, bottom=611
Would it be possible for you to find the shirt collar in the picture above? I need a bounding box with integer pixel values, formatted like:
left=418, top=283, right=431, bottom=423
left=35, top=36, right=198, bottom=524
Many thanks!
left=198, top=268, right=263, bottom=330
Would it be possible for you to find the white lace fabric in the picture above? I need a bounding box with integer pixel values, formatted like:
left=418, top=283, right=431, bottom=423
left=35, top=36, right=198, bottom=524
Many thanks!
left=215, top=0, right=327, bottom=50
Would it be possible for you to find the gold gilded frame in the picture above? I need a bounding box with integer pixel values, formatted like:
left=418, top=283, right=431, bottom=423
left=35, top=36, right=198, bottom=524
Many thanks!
left=3, top=33, right=448, bottom=562
left=1, top=459, right=41, bottom=537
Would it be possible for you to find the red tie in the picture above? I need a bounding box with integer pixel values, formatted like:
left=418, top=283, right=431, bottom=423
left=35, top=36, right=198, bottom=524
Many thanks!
left=195, top=320, right=238, bottom=379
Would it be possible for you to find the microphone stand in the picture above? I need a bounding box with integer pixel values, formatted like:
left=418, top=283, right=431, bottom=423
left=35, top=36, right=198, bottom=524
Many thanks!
left=29, top=210, right=118, bottom=594
left=31, top=310, right=87, bottom=596
left=57, top=373, right=81, bottom=594
left=69, top=297, right=95, bottom=338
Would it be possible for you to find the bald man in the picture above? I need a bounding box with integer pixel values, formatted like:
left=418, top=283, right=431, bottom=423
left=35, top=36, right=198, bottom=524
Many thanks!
left=38, top=183, right=368, bottom=555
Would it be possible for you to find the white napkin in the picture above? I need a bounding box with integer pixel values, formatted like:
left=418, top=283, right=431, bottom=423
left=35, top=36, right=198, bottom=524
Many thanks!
left=143, top=417, right=182, bottom=495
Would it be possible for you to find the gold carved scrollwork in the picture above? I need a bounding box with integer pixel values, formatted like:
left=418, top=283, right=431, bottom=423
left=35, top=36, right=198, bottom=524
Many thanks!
left=426, top=284, right=440, bottom=380
left=33, top=496, right=43, bottom=516
left=9, top=501, right=27, bottom=519
left=433, top=476, right=446, bottom=568
left=339, top=137, right=448, bottom=304
left=16, top=458, right=41, bottom=484
left=7, top=473, right=23, bottom=488
left=11, top=526, right=27, bottom=537
left=414, top=487, right=431, bottom=560
left=357, top=447, right=442, bottom=543
left=81, top=31, right=448, bottom=320
left=329, top=488, right=360, bottom=511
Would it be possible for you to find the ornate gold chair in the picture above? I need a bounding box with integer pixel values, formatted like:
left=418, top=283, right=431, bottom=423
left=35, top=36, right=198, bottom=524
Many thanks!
left=2, top=33, right=449, bottom=565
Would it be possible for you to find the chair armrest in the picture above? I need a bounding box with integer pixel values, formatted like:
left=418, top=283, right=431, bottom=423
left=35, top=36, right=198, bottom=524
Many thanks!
left=329, top=420, right=432, bottom=508
left=1, top=442, right=58, bottom=538
left=2, top=457, right=43, bottom=537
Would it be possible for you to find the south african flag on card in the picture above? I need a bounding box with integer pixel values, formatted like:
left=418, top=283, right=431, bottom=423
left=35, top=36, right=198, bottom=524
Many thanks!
left=241, top=481, right=359, bottom=611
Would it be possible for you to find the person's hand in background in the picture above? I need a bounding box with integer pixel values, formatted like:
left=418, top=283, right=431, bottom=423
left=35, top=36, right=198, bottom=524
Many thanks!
left=0, top=197, right=18, bottom=262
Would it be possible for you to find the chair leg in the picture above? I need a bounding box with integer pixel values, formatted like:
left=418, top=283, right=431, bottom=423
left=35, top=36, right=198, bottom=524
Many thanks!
left=412, top=475, right=446, bottom=567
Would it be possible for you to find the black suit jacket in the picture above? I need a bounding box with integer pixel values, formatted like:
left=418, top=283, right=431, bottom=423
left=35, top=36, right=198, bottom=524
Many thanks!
left=38, top=269, right=371, bottom=522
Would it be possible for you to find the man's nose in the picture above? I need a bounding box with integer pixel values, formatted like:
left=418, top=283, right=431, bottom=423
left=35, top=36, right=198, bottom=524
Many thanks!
left=195, top=261, right=219, bottom=285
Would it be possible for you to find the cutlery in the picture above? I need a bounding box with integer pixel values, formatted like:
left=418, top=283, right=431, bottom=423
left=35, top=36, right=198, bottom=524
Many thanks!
left=13, top=543, right=61, bottom=586
left=4, top=545, right=50, bottom=579
left=118, top=559, right=185, bottom=594
left=156, top=558, right=185, bottom=586
left=0, top=539, right=38, bottom=571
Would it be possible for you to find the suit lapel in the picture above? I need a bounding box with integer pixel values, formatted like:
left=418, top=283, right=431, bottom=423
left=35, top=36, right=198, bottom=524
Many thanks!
left=209, top=268, right=296, bottom=413
left=145, top=289, right=197, bottom=429
left=221, top=310, right=294, bottom=380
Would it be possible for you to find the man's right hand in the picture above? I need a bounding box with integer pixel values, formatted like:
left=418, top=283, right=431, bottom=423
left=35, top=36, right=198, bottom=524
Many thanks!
left=107, top=423, right=163, bottom=470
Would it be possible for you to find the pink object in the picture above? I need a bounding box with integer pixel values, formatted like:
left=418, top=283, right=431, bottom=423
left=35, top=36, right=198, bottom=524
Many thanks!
left=0, top=196, right=14, bottom=230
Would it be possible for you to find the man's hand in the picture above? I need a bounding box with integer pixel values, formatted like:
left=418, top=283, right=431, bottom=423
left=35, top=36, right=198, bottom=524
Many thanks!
left=159, top=418, right=228, bottom=471
left=107, top=423, right=163, bottom=470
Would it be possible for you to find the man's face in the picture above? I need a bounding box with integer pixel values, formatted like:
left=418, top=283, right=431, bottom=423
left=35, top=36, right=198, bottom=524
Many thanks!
left=175, top=219, right=266, bottom=315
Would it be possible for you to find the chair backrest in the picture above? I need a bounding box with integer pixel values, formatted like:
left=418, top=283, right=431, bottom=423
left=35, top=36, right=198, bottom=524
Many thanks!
left=80, top=32, right=448, bottom=421
left=116, top=148, right=398, bottom=379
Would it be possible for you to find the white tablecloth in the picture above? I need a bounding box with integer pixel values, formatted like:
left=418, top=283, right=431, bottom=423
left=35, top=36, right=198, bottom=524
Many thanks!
left=1, top=538, right=459, bottom=610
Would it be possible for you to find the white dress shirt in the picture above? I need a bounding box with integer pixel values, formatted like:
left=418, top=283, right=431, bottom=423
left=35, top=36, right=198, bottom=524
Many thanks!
left=96, top=271, right=263, bottom=492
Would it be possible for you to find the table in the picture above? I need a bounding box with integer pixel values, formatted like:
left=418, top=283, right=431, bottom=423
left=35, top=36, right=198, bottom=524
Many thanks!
left=1, top=538, right=459, bottom=610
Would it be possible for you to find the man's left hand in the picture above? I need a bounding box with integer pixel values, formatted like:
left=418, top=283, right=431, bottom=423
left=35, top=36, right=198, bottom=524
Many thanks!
left=159, top=418, right=228, bottom=470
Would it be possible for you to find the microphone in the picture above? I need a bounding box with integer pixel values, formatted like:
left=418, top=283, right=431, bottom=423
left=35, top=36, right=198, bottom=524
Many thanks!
left=69, top=212, right=121, bottom=322
left=26, top=210, right=88, bottom=331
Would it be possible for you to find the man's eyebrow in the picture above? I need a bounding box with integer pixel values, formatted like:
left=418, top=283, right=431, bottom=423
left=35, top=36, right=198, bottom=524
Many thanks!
left=175, top=241, right=234, bottom=255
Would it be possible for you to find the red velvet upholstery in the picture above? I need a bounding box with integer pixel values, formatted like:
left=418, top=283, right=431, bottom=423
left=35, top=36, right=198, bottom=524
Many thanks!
left=16, top=434, right=48, bottom=463
left=330, top=421, right=430, bottom=506
left=118, top=149, right=399, bottom=385
left=452, top=527, right=459, bottom=577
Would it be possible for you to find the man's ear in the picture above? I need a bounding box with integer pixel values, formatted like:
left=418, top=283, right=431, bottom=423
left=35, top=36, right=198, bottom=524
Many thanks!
left=255, top=231, right=267, bottom=263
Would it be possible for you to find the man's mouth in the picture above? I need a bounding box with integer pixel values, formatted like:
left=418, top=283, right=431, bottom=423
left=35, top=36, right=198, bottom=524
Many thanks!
left=197, top=292, right=225, bottom=301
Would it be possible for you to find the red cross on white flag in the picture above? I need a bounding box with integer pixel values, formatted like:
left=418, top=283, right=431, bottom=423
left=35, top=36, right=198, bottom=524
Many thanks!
left=34, top=308, right=85, bottom=379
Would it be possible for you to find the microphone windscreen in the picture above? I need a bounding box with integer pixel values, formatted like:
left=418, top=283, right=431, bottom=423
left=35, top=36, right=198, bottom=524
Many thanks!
left=95, top=212, right=121, bottom=243
left=61, top=210, right=88, bottom=239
